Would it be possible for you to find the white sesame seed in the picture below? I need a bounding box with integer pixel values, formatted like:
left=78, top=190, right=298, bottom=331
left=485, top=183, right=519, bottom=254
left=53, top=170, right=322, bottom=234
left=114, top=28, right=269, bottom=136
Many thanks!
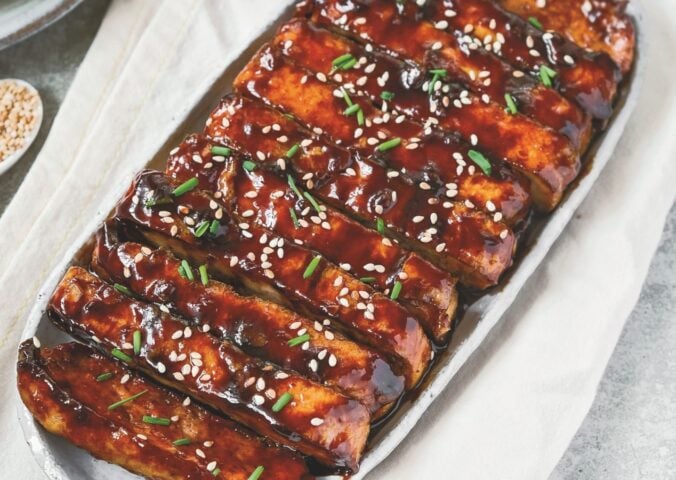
left=310, top=417, right=324, bottom=426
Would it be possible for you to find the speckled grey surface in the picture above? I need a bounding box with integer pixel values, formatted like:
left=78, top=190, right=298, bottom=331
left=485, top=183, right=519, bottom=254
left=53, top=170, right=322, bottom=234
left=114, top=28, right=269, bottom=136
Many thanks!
left=0, top=3, right=674, bottom=479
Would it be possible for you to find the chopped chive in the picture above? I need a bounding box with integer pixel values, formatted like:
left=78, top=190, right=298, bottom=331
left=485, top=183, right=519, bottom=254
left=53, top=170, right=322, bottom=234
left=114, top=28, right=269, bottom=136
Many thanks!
left=340, top=57, right=357, bottom=70
left=343, top=103, right=361, bottom=116
left=172, top=438, right=192, bottom=446
left=286, top=143, right=300, bottom=158
left=248, top=466, right=265, bottom=480
left=133, top=330, right=142, bottom=355
left=113, top=283, right=133, bottom=297
left=142, top=415, right=171, bottom=426
left=341, top=88, right=353, bottom=107
left=356, top=108, right=365, bottom=126
left=359, top=276, right=376, bottom=284
left=242, top=160, right=257, bottom=171
left=302, top=255, right=322, bottom=279
left=539, top=65, right=557, bottom=87
left=212, top=468, right=221, bottom=476
left=211, top=146, right=231, bottom=156
left=287, top=175, right=303, bottom=199
left=144, top=196, right=171, bottom=208
left=181, top=260, right=194, bottom=281
left=303, top=191, right=322, bottom=214
left=332, top=53, right=354, bottom=68
left=377, top=137, right=402, bottom=152
left=272, top=392, right=294, bottom=412
left=178, top=264, right=187, bottom=279
left=96, top=372, right=114, bottom=382
left=172, top=177, right=199, bottom=197
left=209, top=219, right=220, bottom=235
left=376, top=217, right=385, bottom=234
left=390, top=281, right=403, bottom=300
left=289, top=207, right=299, bottom=228
left=380, top=91, right=395, bottom=101
left=144, top=198, right=156, bottom=208
left=430, top=68, right=448, bottom=76
left=467, top=149, right=492, bottom=176
left=111, top=348, right=133, bottom=363
left=427, top=69, right=448, bottom=95
left=283, top=113, right=295, bottom=121
left=199, top=264, right=209, bottom=286
left=504, top=93, right=518, bottom=115
left=107, top=390, right=147, bottom=410
left=528, top=16, right=542, bottom=30
left=194, top=221, right=210, bottom=238
left=288, top=333, right=310, bottom=347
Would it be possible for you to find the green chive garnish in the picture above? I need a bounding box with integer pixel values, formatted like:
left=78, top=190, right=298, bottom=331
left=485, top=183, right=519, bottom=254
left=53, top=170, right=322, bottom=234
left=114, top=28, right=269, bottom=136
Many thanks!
left=272, top=392, right=293, bottom=412
left=144, top=198, right=157, bottom=208
left=504, top=93, right=518, bottom=115
left=288, top=334, right=310, bottom=347
left=302, top=255, right=321, bottom=279
left=340, top=57, right=357, bottom=70
left=173, top=438, right=192, bottom=446
left=211, top=146, right=231, bottom=157
left=430, top=68, right=448, bottom=75
left=390, top=281, right=403, bottom=300
left=181, top=260, right=194, bottom=281
left=133, top=330, right=142, bottom=355
left=111, top=348, right=133, bottom=363
left=243, top=160, right=257, bottom=171
left=107, top=390, right=147, bottom=410
left=376, top=217, right=385, bottom=234
left=357, top=108, right=365, bottom=126
left=428, top=69, right=448, bottom=95
left=172, top=177, right=198, bottom=197
left=114, top=283, right=133, bottom=297
left=332, top=53, right=354, bottom=68
left=380, top=91, right=395, bottom=101
left=343, top=103, right=361, bottom=116
left=286, top=143, right=300, bottom=158
left=209, top=219, right=220, bottom=234
left=178, top=264, right=187, bottom=279
left=539, top=65, right=557, bottom=87
left=96, top=372, right=114, bottom=382
left=199, top=264, right=209, bottom=286
left=341, top=89, right=353, bottom=107
left=303, top=191, right=322, bottom=214
left=194, top=221, right=210, bottom=238
left=377, top=137, right=402, bottom=152
left=359, top=276, right=376, bottom=284
left=528, top=16, right=542, bottom=30
left=142, top=415, right=171, bottom=426
left=289, top=207, right=299, bottom=228
left=212, top=468, right=221, bottom=476
left=467, top=149, right=492, bottom=176
left=248, top=466, right=265, bottom=480
left=287, top=175, right=303, bottom=199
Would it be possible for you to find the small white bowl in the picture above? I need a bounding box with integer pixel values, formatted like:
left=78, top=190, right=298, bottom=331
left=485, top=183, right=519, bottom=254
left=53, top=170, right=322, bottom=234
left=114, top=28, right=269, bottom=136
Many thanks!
left=0, top=78, right=43, bottom=176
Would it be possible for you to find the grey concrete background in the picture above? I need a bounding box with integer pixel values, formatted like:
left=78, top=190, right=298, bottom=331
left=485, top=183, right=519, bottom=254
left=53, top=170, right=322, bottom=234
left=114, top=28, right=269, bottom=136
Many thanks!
left=0, top=2, right=673, bottom=478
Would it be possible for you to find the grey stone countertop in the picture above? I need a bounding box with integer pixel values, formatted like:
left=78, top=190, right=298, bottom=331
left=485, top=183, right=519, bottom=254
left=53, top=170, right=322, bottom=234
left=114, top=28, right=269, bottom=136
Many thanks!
left=0, top=2, right=674, bottom=479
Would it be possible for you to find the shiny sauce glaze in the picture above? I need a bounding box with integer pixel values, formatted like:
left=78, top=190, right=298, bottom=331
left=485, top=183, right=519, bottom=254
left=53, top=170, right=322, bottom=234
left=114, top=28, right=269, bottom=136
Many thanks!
left=304, top=0, right=593, bottom=149
left=208, top=94, right=515, bottom=289
left=165, top=133, right=458, bottom=343
left=17, top=341, right=314, bottom=480
left=113, top=170, right=432, bottom=388
left=48, top=266, right=370, bottom=472
left=91, top=223, right=406, bottom=417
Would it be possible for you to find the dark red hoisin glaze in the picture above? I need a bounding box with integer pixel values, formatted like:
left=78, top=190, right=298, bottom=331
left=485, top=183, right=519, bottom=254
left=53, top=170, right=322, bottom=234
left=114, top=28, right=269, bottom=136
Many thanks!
left=302, top=0, right=593, bottom=150
left=17, top=341, right=314, bottom=480
left=271, top=18, right=580, bottom=211
left=92, top=222, right=405, bottom=416
left=112, top=170, right=432, bottom=388
left=48, top=266, right=370, bottom=472
left=497, top=0, right=636, bottom=75
left=165, top=133, right=458, bottom=343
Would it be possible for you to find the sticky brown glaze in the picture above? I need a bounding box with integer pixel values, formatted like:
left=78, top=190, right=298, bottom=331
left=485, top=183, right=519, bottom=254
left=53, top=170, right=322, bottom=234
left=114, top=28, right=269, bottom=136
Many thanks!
left=48, top=266, right=370, bottom=472
left=165, top=134, right=457, bottom=343
left=405, top=0, right=622, bottom=121
left=113, top=170, right=432, bottom=388
left=207, top=94, right=515, bottom=289
left=17, top=341, right=313, bottom=480
left=91, top=223, right=405, bottom=416
left=236, top=45, right=531, bottom=223
left=273, top=18, right=579, bottom=211
left=498, top=0, right=636, bottom=74
left=303, top=0, right=593, bottom=149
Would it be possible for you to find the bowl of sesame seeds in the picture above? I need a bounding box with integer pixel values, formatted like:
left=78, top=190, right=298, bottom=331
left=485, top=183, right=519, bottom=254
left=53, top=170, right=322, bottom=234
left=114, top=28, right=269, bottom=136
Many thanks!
left=0, top=78, right=43, bottom=176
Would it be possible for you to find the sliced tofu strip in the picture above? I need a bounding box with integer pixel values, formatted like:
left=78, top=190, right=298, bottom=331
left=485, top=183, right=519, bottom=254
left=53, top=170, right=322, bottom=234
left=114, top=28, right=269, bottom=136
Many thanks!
left=92, top=223, right=405, bottom=416
left=113, top=170, right=432, bottom=388
left=497, top=0, right=636, bottom=75
left=17, top=341, right=313, bottom=480
left=165, top=134, right=457, bottom=343
left=48, top=266, right=370, bottom=472
left=207, top=94, right=516, bottom=290
left=303, top=0, right=593, bottom=149
left=271, top=18, right=579, bottom=210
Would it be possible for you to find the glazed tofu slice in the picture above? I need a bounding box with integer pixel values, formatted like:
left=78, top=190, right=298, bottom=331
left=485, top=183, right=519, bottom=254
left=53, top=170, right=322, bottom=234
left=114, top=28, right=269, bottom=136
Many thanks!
left=207, top=94, right=516, bottom=289
left=17, top=341, right=313, bottom=480
left=270, top=18, right=579, bottom=210
left=113, top=170, right=432, bottom=388
left=497, top=0, right=636, bottom=74
left=165, top=134, right=458, bottom=343
left=48, top=266, right=371, bottom=471
left=91, top=223, right=405, bottom=416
